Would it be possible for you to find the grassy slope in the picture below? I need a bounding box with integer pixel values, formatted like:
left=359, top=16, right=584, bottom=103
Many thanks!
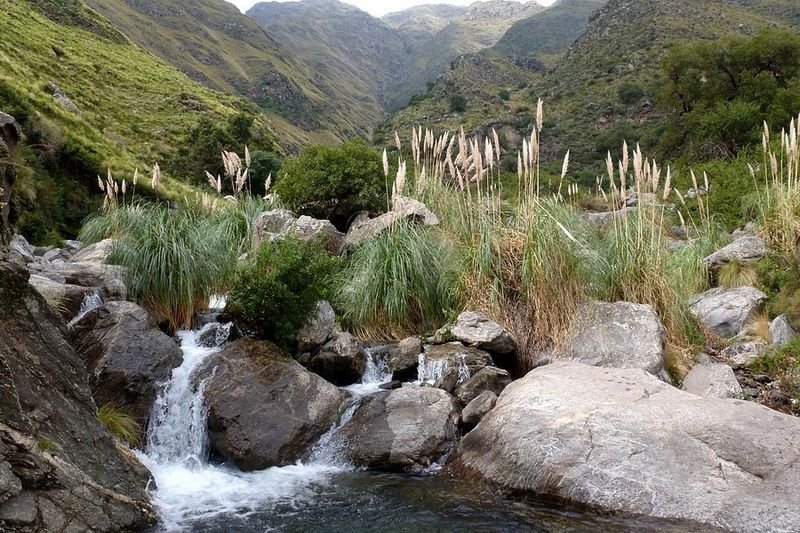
left=0, top=0, right=255, bottom=199
left=82, top=0, right=332, bottom=145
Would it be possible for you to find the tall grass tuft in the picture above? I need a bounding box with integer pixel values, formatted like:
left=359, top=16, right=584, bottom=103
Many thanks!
left=337, top=221, right=460, bottom=339
left=97, top=404, right=140, bottom=445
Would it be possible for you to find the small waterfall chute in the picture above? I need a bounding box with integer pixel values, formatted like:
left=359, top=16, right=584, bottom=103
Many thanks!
left=67, top=290, right=103, bottom=326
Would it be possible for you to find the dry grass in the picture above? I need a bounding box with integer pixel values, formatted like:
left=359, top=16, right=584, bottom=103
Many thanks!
left=717, top=260, right=759, bottom=288
left=744, top=311, right=772, bottom=343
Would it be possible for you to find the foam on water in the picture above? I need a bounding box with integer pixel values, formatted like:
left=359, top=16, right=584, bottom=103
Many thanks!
left=67, top=290, right=103, bottom=326
left=343, top=346, right=393, bottom=396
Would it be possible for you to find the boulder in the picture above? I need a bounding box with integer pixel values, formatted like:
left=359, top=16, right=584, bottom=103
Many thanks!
left=452, top=361, right=800, bottom=533
left=42, top=248, right=70, bottom=263
left=433, top=365, right=460, bottom=394
left=29, top=260, right=123, bottom=289
left=388, top=337, right=422, bottom=382
left=0, top=259, right=155, bottom=531
left=682, top=363, right=743, bottom=399
left=70, top=238, right=114, bottom=264
left=69, top=301, right=183, bottom=429
left=579, top=208, right=631, bottom=226
left=558, top=301, right=669, bottom=380
left=332, top=387, right=460, bottom=472
left=202, top=338, right=346, bottom=471
left=252, top=209, right=296, bottom=250
left=343, top=196, right=438, bottom=249
left=196, top=322, right=239, bottom=349
left=720, top=342, right=768, bottom=368
left=770, top=315, right=795, bottom=347
left=462, top=390, right=497, bottom=428
left=28, top=274, right=90, bottom=320
left=296, top=301, right=335, bottom=352
left=704, top=235, right=768, bottom=270
left=689, top=287, right=766, bottom=338
left=290, top=216, right=345, bottom=252
left=450, top=311, right=516, bottom=354
left=454, top=366, right=512, bottom=406
left=419, top=343, right=493, bottom=384
left=308, top=332, right=365, bottom=386
left=8, top=235, right=33, bottom=264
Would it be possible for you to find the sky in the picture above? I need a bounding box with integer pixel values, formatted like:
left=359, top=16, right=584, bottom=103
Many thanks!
left=231, top=0, right=557, bottom=18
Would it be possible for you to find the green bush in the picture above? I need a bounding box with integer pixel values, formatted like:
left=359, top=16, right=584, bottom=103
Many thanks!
left=336, top=222, right=459, bottom=339
left=449, top=94, right=467, bottom=113
left=274, top=139, right=384, bottom=226
left=227, top=236, right=342, bottom=349
left=756, top=255, right=800, bottom=330
left=498, top=89, right=511, bottom=101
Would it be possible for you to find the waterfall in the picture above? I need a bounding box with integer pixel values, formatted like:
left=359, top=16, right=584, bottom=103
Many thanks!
left=67, top=290, right=103, bottom=326
left=417, top=352, right=470, bottom=385
left=343, top=346, right=393, bottom=396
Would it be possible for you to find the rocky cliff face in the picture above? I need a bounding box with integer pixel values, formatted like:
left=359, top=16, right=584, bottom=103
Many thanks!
left=0, top=258, right=155, bottom=532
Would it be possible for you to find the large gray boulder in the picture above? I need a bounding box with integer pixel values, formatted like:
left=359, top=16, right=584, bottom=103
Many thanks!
left=343, top=196, right=438, bottom=249
left=202, top=338, right=346, bottom=471
left=704, top=235, right=767, bottom=270
left=296, top=301, right=335, bottom=352
left=252, top=209, right=296, bottom=250
left=69, top=301, right=183, bottom=431
left=332, top=386, right=460, bottom=472
left=462, top=390, right=497, bottom=428
left=558, top=301, right=668, bottom=380
left=29, top=260, right=123, bottom=289
left=8, top=235, right=33, bottom=264
left=682, top=363, right=743, bottom=399
left=720, top=341, right=768, bottom=369
left=308, top=332, right=365, bottom=386
left=388, top=337, right=422, bottom=382
left=251, top=209, right=344, bottom=252
left=0, top=259, right=155, bottom=531
left=453, top=366, right=512, bottom=406
left=70, top=238, right=114, bottom=263
left=689, top=287, right=766, bottom=338
left=450, top=311, right=516, bottom=354
left=452, top=361, right=800, bottom=533
left=28, top=274, right=90, bottom=320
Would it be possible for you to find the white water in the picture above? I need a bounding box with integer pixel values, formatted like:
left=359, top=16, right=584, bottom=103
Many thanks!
left=343, top=347, right=393, bottom=396
left=417, top=351, right=470, bottom=385
left=67, top=290, right=103, bottom=326
left=138, top=324, right=343, bottom=532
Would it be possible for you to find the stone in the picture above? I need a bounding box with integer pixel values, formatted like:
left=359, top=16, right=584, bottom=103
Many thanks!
left=450, top=311, right=516, bottom=354
left=462, top=390, right=497, bottom=428
left=202, top=338, right=346, bottom=471
left=29, top=260, right=123, bottom=289
left=378, top=380, right=402, bottom=390
left=558, top=301, right=669, bottom=381
left=296, top=301, right=335, bottom=352
left=28, top=274, right=90, bottom=320
left=42, top=248, right=70, bottom=263
left=433, top=365, right=460, bottom=394
left=0, top=259, right=155, bottom=531
left=452, top=361, right=800, bottom=533
left=682, top=363, right=743, bottom=399
left=579, top=208, right=631, bottom=226
left=333, top=387, right=460, bottom=472
left=8, top=235, right=33, bottom=264
left=419, top=343, right=494, bottom=384
left=69, top=301, right=183, bottom=430
left=454, top=366, right=512, bottom=406
left=720, top=342, right=768, bottom=368
left=689, top=287, right=766, bottom=338
left=308, top=332, right=365, bottom=386
left=70, top=238, right=114, bottom=263
left=289, top=216, right=344, bottom=253
left=388, top=337, right=422, bottom=382
left=196, top=322, right=239, bottom=349
left=343, top=196, right=438, bottom=249
left=770, top=315, right=795, bottom=347
left=704, top=235, right=768, bottom=270
left=251, top=209, right=296, bottom=250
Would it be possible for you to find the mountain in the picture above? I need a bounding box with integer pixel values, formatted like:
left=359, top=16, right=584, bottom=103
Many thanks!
left=490, top=0, right=606, bottom=61
left=393, top=0, right=798, bottom=169
left=247, top=0, right=407, bottom=134
left=382, top=4, right=468, bottom=43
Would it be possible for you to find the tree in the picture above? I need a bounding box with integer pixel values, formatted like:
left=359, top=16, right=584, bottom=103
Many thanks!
left=274, top=140, right=385, bottom=227
left=449, top=94, right=467, bottom=113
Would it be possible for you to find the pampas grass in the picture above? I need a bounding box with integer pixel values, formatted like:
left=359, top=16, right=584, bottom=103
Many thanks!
left=98, top=404, right=140, bottom=445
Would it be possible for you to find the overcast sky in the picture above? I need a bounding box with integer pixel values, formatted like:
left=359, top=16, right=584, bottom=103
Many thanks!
left=231, top=0, right=556, bottom=17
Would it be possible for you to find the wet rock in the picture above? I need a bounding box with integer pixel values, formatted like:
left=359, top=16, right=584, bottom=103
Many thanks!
left=704, top=235, right=768, bottom=270
left=421, top=343, right=493, bottom=379
left=388, top=337, right=422, bottom=382
left=28, top=274, right=90, bottom=320
left=689, top=287, right=766, bottom=338
left=433, top=365, right=460, bottom=394
left=308, top=332, right=365, bottom=386
left=334, top=387, right=460, bottom=473
left=296, top=301, right=335, bottom=352
left=721, top=342, right=768, bottom=368
left=69, top=301, right=183, bottom=430
left=196, top=322, right=240, bottom=349
left=682, top=363, right=742, bottom=399
left=452, top=361, right=800, bottom=533
left=454, top=366, right=512, bottom=407
left=770, top=315, right=795, bottom=347
left=379, top=380, right=402, bottom=390
left=558, top=301, right=669, bottom=381
left=0, top=259, right=155, bottom=531
left=202, top=338, right=346, bottom=471
left=451, top=311, right=516, bottom=354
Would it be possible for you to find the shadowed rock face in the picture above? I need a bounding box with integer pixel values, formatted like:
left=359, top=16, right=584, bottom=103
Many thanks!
left=0, top=112, right=21, bottom=248
left=332, top=386, right=461, bottom=473
left=451, top=361, right=800, bottom=533
left=201, top=338, right=346, bottom=471
left=0, top=258, right=155, bottom=532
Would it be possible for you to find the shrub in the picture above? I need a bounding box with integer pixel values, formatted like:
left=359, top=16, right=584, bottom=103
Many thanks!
left=749, top=338, right=800, bottom=408
left=80, top=202, right=242, bottom=332
left=618, top=82, right=645, bottom=104
left=227, top=236, right=342, bottom=349
left=98, top=404, right=140, bottom=445
left=498, top=89, right=511, bottom=101
left=274, top=139, right=384, bottom=227
left=449, top=94, right=467, bottom=113
left=336, top=222, right=460, bottom=339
